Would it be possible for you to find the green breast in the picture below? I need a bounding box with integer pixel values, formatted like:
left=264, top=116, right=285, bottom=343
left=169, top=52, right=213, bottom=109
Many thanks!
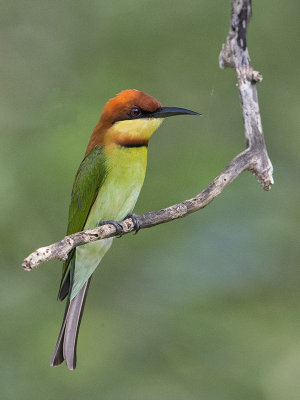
left=84, top=145, right=148, bottom=229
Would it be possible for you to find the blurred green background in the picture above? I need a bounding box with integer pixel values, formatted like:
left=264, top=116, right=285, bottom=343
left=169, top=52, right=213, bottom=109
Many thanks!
left=1, top=0, right=299, bottom=399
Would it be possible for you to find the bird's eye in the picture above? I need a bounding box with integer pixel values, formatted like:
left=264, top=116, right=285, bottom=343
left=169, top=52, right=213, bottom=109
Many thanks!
left=130, top=107, right=141, bottom=118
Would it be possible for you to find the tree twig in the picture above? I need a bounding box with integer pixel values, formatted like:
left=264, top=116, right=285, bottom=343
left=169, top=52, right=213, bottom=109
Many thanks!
left=22, top=0, right=273, bottom=272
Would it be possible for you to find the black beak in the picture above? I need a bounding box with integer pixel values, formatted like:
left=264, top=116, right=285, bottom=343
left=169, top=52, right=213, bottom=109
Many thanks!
left=147, top=107, right=202, bottom=119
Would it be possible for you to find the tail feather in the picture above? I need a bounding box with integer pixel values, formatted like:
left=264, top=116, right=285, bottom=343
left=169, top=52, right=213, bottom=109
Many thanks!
left=50, top=304, right=69, bottom=366
left=58, top=270, right=71, bottom=301
left=50, top=277, right=91, bottom=369
left=64, top=278, right=91, bottom=369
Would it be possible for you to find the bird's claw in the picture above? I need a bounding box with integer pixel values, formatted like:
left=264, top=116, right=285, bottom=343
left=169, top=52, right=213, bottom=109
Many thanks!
left=98, top=220, right=124, bottom=237
left=124, top=213, right=140, bottom=234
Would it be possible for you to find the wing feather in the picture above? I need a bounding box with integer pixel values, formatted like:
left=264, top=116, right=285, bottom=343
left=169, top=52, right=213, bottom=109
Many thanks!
left=58, top=146, right=106, bottom=299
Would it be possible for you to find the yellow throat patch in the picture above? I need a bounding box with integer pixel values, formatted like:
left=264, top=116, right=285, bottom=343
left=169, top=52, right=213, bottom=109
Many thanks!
left=106, top=118, right=163, bottom=146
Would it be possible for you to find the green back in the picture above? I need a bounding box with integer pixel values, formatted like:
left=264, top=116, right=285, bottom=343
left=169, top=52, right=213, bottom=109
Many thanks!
left=59, top=146, right=107, bottom=295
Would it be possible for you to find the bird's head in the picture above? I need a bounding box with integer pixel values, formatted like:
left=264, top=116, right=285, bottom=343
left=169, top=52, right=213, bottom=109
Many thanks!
left=86, top=89, right=200, bottom=154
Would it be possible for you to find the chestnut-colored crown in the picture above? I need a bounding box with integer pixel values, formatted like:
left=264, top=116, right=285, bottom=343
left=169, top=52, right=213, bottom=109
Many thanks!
left=86, top=90, right=161, bottom=154
left=100, top=89, right=161, bottom=126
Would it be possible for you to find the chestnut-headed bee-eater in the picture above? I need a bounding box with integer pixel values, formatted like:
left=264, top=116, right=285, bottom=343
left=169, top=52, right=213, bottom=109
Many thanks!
left=50, top=89, right=200, bottom=369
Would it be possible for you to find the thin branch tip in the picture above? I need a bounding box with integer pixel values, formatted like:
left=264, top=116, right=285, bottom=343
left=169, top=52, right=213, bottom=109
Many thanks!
left=252, top=70, right=263, bottom=82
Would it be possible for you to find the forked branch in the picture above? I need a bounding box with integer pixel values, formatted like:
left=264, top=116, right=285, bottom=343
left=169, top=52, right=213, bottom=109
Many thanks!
left=22, top=0, right=273, bottom=272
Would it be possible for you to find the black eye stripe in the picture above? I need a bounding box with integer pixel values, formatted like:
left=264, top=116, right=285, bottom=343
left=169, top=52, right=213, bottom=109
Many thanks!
left=113, top=106, right=161, bottom=123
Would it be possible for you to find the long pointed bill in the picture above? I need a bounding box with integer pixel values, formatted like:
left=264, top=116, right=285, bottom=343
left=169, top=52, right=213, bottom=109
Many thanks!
left=147, top=107, right=202, bottom=119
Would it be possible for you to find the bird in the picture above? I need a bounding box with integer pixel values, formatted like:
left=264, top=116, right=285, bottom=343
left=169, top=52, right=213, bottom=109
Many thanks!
left=50, top=89, right=200, bottom=369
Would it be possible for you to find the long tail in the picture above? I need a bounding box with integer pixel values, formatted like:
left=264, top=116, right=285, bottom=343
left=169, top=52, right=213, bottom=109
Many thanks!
left=50, top=277, right=91, bottom=370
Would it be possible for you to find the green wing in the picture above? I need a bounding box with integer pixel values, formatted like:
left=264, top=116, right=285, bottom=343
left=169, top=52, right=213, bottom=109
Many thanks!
left=58, top=146, right=106, bottom=300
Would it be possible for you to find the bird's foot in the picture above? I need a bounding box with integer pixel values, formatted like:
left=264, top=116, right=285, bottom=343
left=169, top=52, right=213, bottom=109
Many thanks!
left=124, top=213, right=140, bottom=234
left=98, top=220, right=124, bottom=237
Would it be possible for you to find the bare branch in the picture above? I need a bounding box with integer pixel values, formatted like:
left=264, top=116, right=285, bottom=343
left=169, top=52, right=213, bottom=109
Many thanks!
left=22, top=0, right=274, bottom=272
left=219, top=0, right=273, bottom=189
